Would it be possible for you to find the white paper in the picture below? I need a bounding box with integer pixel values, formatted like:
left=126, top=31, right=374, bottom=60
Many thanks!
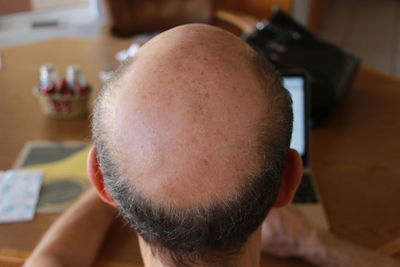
left=0, top=170, right=43, bottom=223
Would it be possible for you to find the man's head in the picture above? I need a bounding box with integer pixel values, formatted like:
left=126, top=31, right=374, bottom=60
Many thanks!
left=88, top=24, right=302, bottom=266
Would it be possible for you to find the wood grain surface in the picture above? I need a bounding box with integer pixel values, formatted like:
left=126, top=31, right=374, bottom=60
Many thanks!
left=1, top=37, right=400, bottom=266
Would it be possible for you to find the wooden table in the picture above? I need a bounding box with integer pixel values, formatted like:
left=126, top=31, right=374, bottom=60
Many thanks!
left=312, top=65, right=400, bottom=251
left=1, top=38, right=399, bottom=266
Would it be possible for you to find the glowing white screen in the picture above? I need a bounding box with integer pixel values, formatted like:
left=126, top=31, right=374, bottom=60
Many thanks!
left=283, top=77, right=306, bottom=156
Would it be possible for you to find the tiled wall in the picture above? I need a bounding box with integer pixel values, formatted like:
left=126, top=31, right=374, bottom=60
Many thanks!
left=318, top=0, right=400, bottom=76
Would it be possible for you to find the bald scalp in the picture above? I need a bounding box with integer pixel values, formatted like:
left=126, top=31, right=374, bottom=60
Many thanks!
left=95, top=24, right=284, bottom=208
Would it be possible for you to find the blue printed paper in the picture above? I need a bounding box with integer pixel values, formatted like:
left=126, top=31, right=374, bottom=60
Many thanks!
left=0, top=170, right=43, bottom=223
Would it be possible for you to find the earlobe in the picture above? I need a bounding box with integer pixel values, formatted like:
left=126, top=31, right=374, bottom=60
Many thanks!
left=87, top=146, right=116, bottom=206
left=273, top=149, right=303, bottom=207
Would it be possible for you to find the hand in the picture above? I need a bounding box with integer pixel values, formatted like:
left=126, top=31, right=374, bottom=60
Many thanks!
left=261, top=205, right=400, bottom=267
left=261, top=205, right=319, bottom=258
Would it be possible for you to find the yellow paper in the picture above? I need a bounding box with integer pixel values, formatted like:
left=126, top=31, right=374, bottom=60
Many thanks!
left=23, top=146, right=91, bottom=212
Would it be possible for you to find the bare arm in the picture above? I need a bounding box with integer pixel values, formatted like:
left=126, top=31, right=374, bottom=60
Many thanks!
left=24, top=188, right=116, bottom=267
left=261, top=205, right=400, bottom=267
left=307, top=231, right=400, bottom=267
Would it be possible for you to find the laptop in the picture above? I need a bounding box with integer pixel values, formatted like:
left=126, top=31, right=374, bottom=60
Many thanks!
left=282, top=72, right=329, bottom=229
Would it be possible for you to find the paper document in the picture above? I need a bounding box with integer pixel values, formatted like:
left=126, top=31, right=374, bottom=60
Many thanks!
left=0, top=170, right=43, bottom=223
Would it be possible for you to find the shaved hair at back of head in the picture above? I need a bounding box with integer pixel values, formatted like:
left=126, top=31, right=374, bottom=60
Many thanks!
left=92, top=24, right=292, bottom=267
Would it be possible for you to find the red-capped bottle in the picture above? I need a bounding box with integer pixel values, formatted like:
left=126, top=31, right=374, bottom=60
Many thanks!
left=39, top=64, right=59, bottom=94
left=66, top=65, right=89, bottom=95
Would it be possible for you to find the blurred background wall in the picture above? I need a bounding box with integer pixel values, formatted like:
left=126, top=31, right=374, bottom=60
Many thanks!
left=0, top=0, right=398, bottom=77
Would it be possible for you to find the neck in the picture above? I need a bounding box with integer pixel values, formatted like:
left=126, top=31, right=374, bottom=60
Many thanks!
left=138, top=227, right=262, bottom=267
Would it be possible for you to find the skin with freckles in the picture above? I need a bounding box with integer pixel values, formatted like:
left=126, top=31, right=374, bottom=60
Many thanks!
left=105, top=24, right=271, bottom=209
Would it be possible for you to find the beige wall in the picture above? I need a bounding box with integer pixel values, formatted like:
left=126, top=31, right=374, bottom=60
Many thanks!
left=31, top=0, right=88, bottom=10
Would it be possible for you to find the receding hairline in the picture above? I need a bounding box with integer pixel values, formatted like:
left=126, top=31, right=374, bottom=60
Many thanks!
left=93, top=32, right=292, bottom=173
left=92, top=24, right=293, bottom=208
left=93, top=50, right=292, bottom=196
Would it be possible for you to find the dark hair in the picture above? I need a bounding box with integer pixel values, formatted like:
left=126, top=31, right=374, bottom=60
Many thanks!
left=92, top=51, right=293, bottom=267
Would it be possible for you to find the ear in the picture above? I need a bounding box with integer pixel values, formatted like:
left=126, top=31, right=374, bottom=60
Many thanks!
left=274, top=149, right=303, bottom=207
left=87, top=146, right=116, bottom=206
